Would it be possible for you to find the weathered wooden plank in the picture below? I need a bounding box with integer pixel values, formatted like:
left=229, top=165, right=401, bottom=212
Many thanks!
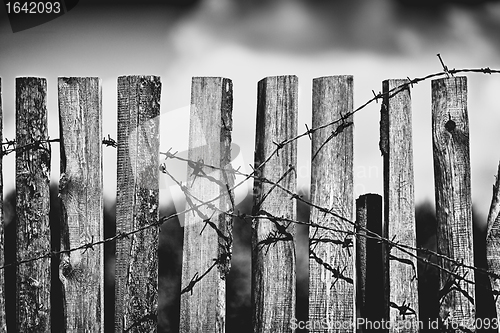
left=380, top=79, right=420, bottom=332
left=252, top=75, right=297, bottom=333
left=486, top=162, right=500, bottom=333
left=179, top=77, right=234, bottom=333
left=356, top=193, right=384, bottom=332
left=115, top=75, right=161, bottom=333
left=309, top=75, right=354, bottom=332
left=58, top=77, right=103, bottom=332
left=15, top=77, right=51, bottom=332
left=0, top=78, right=6, bottom=332
left=432, top=77, right=475, bottom=331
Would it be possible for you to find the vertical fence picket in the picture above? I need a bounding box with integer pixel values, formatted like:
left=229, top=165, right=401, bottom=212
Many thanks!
left=309, top=75, right=354, bottom=332
left=356, top=194, right=384, bottom=332
left=380, top=79, right=419, bottom=332
left=486, top=162, right=500, bottom=331
left=252, top=75, right=297, bottom=332
left=179, top=77, right=234, bottom=333
left=0, top=78, right=5, bottom=332
left=115, top=75, right=161, bottom=333
left=432, top=77, right=475, bottom=330
left=15, top=77, right=51, bottom=332
left=58, top=77, right=103, bottom=332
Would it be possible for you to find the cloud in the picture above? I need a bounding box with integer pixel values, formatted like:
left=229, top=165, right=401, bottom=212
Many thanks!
left=171, top=0, right=399, bottom=54
left=164, top=0, right=500, bottom=57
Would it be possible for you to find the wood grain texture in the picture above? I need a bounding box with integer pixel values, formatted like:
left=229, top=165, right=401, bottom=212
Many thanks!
left=115, top=76, right=160, bottom=333
left=179, top=77, right=234, bottom=333
left=486, top=162, right=500, bottom=333
left=309, top=75, right=354, bottom=332
left=58, top=77, right=103, bottom=332
left=15, top=77, right=51, bottom=332
left=252, top=75, right=297, bottom=333
left=0, top=78, right=5, bottom=332
left=356, top=194, right=384, bottom=332
left=432, top=77, right=475, bottom=331
left=380, top=79, right=420, bottom=332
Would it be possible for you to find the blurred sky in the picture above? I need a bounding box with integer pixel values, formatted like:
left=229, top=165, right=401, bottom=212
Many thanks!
left=1, top=0, right=500, bottom=225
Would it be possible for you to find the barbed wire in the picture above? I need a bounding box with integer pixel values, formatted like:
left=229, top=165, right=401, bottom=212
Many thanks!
left=1, top=137, right=60, bottom=157
left=162, top=148, right=500, bottom=280
left=2, top=56, right=500, bottom=330
left=161, top=154, right=489, bottom=285
left=1, top=135, right=116, bottom=157
left=1, top=60, right=497, bottom=279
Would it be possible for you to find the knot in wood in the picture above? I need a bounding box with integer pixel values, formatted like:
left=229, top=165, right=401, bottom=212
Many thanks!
left=58, top=172, right=68, bottom=194
left=445, top=119, right=456, bottom=132
left=60, top=260, right=72, bottom=278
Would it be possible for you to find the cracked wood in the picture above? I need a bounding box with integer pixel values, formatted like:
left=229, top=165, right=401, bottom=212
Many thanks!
left=16, top=77, right=51, bottom=332
left=380, top=79, right=420, bottom=332
left=115, top=76, right=160, bottom=333
left=179, top=77, right=234, bottom=333
left=309, top=75, right=354, bottom=332
left=252, top=75, right=297, bottom=333
left=432, top=77, right=475, bottom=331
left=58, top=77, right=103, bottom=332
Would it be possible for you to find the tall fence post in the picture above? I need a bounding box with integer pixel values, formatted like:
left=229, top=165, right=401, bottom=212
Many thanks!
left=432, top=76, right=475, bottom=330
left=0, top=78, right=5, bottom=332
left=179, top=77, right=234, bottom=333
left=58, top=77, right=103, bottom=332
left=380, top=79, right=420, bottom=332
left=115, top=75, right=161, bottom=332
left=356, top=193, right=384, bottom=332
left=309, top=75, right=354, bottom=332
left=252, top=75, right=297, bottom=332
left=16, top=77, right=51, bottom=332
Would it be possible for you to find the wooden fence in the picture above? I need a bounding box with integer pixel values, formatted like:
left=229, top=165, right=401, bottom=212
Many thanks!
left=0, top=74, right=496, bottom=332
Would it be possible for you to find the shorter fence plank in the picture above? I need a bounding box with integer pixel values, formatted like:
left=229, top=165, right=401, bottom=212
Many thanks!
left=380, top=79, right=420, bottom=332
left=252, top=75, right=297, bottom=333
left=58, top=77, right=103, bottom=332
left=309, top=75, right=354, bottom=332
left=432, top=76, right=475, bottom=331
left=0, top=77, right=5, bottom=332
left=15, top=77, right=51, bottom=332
left=356, top=194, right=384, bottom=332
left=179, top=77, right=234, bottom=333
left=115, top=75, right=161, bottom=333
